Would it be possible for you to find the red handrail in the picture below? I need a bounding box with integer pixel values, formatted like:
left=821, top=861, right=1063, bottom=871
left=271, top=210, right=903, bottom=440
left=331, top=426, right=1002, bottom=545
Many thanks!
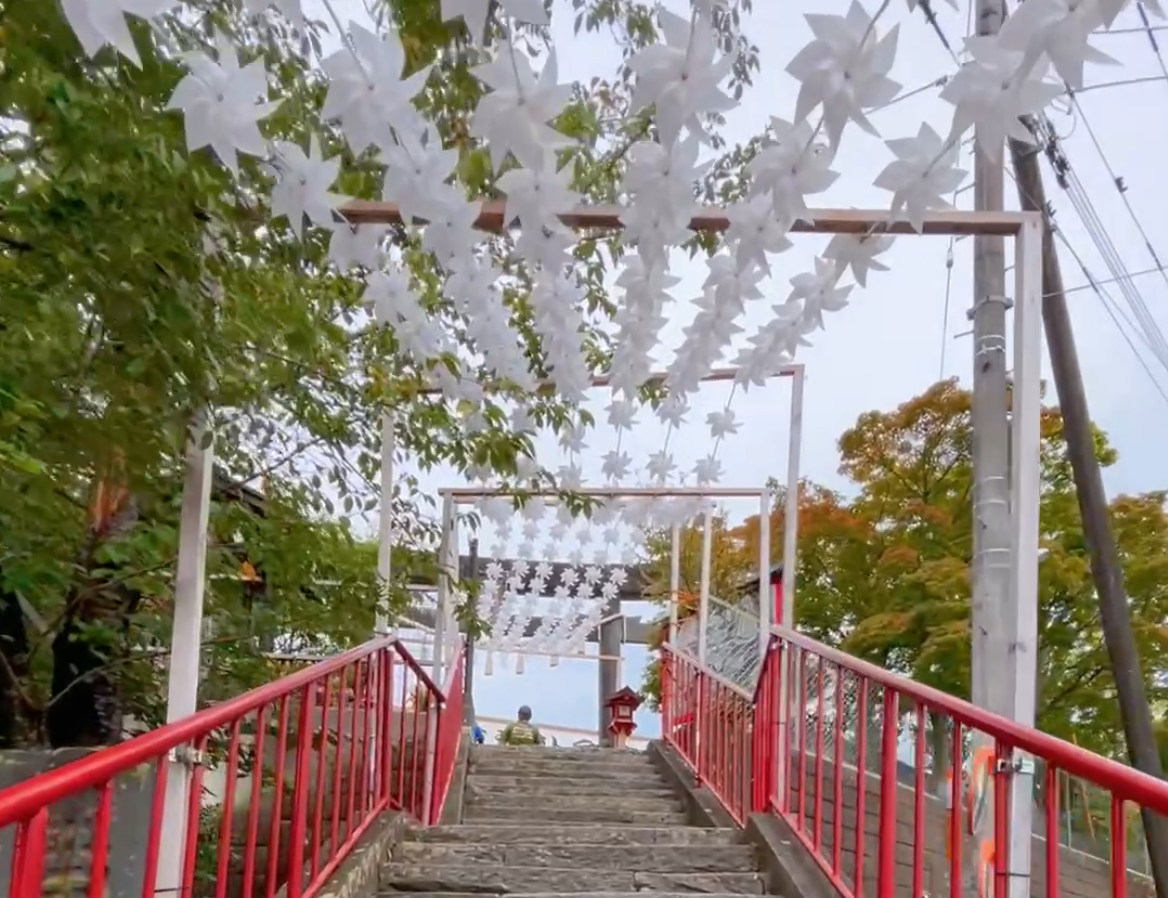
left=769, top=626, right=1168, bottom=813
left=0, top=636, right=462, bottom=898
left=661, top=625, right=1168, bottom=898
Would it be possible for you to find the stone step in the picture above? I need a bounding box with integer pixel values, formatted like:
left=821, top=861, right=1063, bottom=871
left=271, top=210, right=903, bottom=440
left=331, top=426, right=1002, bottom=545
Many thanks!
left=467, top=793, right=682, bottom=814
left=470, top=752, right=655, bottom=775
left=469, top=783, right=678, bottom=802
left=381, top=863, right=766, bottom=894
left=468, top=774, right=675, bottom=795
left=408, top=825, right=744, bottom=848
left=462, top=807, right=689, bottom=825
left=472, top=747, right=650, bottom=760
left=378, top=893, right=759, bottom=898
left=394, top=843, right=757, bottom=874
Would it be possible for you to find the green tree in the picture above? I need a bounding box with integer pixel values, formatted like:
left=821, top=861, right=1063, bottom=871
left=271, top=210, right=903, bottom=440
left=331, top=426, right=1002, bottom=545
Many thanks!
left=0, top=0, right=765, bottom=747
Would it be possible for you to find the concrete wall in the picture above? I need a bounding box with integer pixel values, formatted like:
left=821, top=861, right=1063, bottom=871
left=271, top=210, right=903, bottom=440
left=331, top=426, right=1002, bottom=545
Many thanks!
left=785, top=756, right=1156, bottom=898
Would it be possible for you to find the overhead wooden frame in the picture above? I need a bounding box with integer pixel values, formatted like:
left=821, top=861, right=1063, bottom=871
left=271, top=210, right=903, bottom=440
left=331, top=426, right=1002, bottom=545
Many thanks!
left=338, top=200, right=1034, bottom=237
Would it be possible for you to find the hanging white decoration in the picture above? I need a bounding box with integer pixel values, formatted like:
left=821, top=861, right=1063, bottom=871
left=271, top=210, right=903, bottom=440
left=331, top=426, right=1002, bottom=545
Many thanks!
left=785, top=2, right=902, bottom=148
left=166, top=32, right=280, bottom=176
left=471, top=44, right=574, bottom=173
left=270, top=136, right=344, bottom=238
left=321, top=23, right=431, bottom=157
left=61, top=0, right=177, bottom=65
left=626, top=9, right=737, bottom=148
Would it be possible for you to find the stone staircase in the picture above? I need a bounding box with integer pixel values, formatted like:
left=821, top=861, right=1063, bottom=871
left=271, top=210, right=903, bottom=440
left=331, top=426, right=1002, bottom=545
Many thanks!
left=381, top=745, right=769, bottom=897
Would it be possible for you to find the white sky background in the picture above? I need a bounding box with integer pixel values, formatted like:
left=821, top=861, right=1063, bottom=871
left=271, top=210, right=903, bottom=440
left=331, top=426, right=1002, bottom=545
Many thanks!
left=311, top=0, right=1168, bottom=735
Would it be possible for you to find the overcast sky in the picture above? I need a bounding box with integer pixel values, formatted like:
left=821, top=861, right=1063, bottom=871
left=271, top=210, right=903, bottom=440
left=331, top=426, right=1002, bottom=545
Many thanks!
left=313, top=0, right=1168, bottom=735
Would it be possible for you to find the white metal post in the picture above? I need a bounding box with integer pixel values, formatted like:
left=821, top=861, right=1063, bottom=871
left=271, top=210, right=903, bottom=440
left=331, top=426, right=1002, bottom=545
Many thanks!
left=697, top=507, right=713, bottom=665
left=668, top=523, right=681, bottom=646
left=422, top=494, right=454, bottom=823
left=775, top=367, right=804, bottom=810
left=758, top=492, right=771, bottom=656
left=1004, top=214, right=1043, bottom=898
left=157, top=414, right=214, bottom=895
left=780, top=366, right=805, bottom=628
left=375, top=412, right=395, bottom=636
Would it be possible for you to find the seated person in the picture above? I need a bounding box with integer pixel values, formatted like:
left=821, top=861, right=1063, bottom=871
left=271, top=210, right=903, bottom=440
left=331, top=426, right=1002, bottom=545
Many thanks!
left=498, top=704, right=544, bottom=746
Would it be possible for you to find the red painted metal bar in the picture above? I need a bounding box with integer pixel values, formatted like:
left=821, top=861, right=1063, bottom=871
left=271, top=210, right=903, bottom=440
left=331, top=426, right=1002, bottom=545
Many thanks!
left=0, top=637, right=463, bottom=898
left=662, top=626, right=1168, bottom=898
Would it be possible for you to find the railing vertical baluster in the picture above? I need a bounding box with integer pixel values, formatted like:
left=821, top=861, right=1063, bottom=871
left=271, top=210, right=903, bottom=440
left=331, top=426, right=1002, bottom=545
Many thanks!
left=876, top=687, right=898, bottom=898
left=265, top=696, right=291, bottom=898
left=214, top=720, right=243, bottom=898
left=798, top=650, right=808, bottom=828
left=140, top=757, right=169, bottom=898
left=949, top=721, right=963, bottom=898
left=286, top=682, right=317, bottom=898
left=854, top=677, right=870, bottom=898
left=13, top=808, right=49, bottom=898
left=993, top=740, right=1010, bottom=898
left=1045, top=764, right=1059, bottom=898
left=311, top=674, right=334, bottom=879
left=832, top=664, right=844, bottom=876
left=242, top=705, right=268, bottom=898
left=86, top=782, right=113, bottom=898
left=181, top=736, right=207, bottom=898
left=814, top=661, right=826, bottom=850
left=1110, top=794, right=1127, bottom=898
left=912, top=705, right=925, bottom=898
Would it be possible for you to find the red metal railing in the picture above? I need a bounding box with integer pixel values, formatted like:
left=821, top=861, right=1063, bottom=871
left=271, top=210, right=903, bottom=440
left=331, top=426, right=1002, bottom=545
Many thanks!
left=661, top=645, right=753, bottom=825
left=429, top=645, right=466, bottom=825
left=0, top=637, right=464, bottom=898
left=663, top=628, right=1168, bottom=898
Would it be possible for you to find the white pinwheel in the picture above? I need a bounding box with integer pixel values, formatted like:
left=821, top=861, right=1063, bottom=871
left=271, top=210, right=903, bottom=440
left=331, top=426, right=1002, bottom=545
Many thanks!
left=647, top=450, right=677, bottom=485
left=270, top=136, right=344, bottom=237
left=605, top=399, right=639, bottom=433
left=627, top=9, right=736, bottom=147
left=997, top=0, right=1116, bottom=90
left=167, top=33, right=280, bottom=176
left=380, top=126, right=460, bottom=225
left=60, top=0, right=177, bottom=65
left=939, top=37, right=1063, bottom=158
left=874, top=123, right=968, bottom=233
left=707, top=408, right=739, bottom=440
left=470, top=44, right=574, bottom=172
left=785, top=2, right=901, bottom=147
left=823, top=234, right=894, bottom=288
left=788, top=257, right=853, bottom=331
left=326, top=222, right=388, bottom=272
left=747, top=118, right=840, bottom=227
left=321, top=23, right=431, bottom=156
left=693, top=455, right=724, bottom=486
left=497, top=157, right=579, bottom=233
left=725, top=195, right=795, bottom=273
left=602, top=450, right=633, bottom=483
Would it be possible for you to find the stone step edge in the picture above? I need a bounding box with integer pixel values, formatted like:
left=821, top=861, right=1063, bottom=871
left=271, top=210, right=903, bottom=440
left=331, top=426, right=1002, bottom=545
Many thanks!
left=373, top=887, right=756, bottom=896
left=409, top=824, right=731, bottom=834
left=382, top=863, right=764, bottom=878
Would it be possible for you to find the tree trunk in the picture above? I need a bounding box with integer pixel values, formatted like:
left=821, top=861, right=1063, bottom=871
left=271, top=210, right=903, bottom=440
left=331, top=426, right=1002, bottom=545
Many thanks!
left=45, top=485, right=141, bottom=749
left=0, top=582, right=33, bottom=747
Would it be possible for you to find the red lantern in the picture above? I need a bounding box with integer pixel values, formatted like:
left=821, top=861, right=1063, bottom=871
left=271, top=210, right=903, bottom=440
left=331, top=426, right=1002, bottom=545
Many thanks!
left=605, top=686, right=644, bottom=749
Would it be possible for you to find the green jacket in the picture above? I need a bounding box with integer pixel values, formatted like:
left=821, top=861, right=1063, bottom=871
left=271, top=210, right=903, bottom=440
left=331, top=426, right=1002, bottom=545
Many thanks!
left=500, top=720, right=543, bottom=746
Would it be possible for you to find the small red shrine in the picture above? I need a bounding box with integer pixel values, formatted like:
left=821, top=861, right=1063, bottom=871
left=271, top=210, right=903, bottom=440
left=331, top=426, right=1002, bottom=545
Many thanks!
left=605, top=686, right=643, bottom=749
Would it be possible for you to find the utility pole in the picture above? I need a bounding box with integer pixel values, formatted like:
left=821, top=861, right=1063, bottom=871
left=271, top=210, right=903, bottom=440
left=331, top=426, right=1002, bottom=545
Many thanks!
left=969, top=0, right=1025, bottom=895
left=1010, top=129, right=1168, bottom=898
left=970, top=0, right=1011, bottom=739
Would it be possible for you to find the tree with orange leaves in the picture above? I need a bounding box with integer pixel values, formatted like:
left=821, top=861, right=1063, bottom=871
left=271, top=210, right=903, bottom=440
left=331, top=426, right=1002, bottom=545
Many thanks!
left=642, top=379, right=1168, bottom=764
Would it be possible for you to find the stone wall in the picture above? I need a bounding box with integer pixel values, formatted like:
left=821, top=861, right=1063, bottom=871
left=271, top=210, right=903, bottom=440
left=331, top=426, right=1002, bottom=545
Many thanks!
left=785, top=756, right=1156, bottom=898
